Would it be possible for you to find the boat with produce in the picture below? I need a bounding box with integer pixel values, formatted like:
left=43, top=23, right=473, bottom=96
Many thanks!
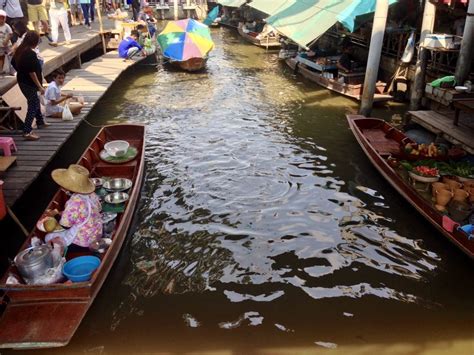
left=0, top=124, right=145, bottom=349
left=237, top=23, right=281, bottom=49
left=287, top=55, right=392, bottom=102
left=346, top=115, right=474, bottom=259
left=158, top=18, right=214, bottom=72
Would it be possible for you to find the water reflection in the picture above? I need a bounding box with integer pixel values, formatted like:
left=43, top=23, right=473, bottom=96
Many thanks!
left=61, top=27, right=474, bottom=353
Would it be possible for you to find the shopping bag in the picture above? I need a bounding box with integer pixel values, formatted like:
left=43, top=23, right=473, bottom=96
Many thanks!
left=62, top=103, right=74, bottom=121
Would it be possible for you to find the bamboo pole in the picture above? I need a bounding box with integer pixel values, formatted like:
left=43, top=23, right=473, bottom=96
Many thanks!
left=95, top=0, right=107, bottom=54
left=7, top=207, right=29, bottom=237
left=409, top=0, right=436, bottom=110
left=455, top=0, right=474, bottom=85
left=359, top=0, right=389, bottom=116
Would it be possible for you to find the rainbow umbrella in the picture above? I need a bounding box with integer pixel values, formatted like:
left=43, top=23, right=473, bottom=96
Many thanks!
left=158, top=19, right=214, bottom=61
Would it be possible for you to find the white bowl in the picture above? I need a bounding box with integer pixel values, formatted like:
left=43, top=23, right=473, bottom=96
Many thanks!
left=454, top=86, right=468, bottom=93
left=104, top=140, right=129, bottom=157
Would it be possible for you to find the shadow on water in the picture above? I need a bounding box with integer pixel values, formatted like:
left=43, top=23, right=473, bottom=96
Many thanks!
left=6, top=27, right=474, bottom=354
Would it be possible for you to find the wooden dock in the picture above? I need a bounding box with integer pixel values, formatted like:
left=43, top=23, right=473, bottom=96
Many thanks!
left=407, top=110, right=474, bottom=154
left=0, top=52, right=149, bottom=205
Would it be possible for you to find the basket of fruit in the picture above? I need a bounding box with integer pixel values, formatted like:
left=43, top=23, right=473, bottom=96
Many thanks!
left=408, top=165, right=440, bottom=183
left=401, top=143, right=447, bottom=161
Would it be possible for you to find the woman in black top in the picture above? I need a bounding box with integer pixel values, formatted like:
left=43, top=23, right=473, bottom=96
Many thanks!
left=12, top=30, right=47, bottom=141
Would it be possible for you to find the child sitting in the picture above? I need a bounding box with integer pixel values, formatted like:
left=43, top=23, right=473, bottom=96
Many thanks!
left=118, top=30, right=143, bottom=60
left=0, top=10, right=13, bottom=74
left=45, top=69, right=84, bottom=118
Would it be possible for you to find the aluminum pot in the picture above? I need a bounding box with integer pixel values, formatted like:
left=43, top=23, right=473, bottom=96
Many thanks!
left=14, top=245, right=53, bottom=282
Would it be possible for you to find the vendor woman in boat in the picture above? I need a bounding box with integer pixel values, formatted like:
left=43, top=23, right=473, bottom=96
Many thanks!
left=45, top=164, right=102, bottom=250
left=337, top=46, right=356, bottom=73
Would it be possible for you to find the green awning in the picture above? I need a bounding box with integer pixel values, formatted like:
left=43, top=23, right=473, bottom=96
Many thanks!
left=266, top=0, right=353, bottom=49
left=248, top=0, right=294, bottom=16
left=217, top=0, right=247, bottom=8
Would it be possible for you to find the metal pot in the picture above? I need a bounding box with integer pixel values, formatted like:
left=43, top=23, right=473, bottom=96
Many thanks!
left=14, top=245, right=53, bottom=282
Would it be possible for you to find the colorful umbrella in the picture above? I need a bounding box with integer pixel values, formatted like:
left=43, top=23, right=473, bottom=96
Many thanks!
left=158, top=19, right=214, bottom=61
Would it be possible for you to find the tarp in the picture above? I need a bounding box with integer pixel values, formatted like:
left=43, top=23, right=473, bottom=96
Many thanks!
left=247, top=0, right=293, bottom=16
left=266, top=0, right=397, bottom=49
left=337, top=0, right=397, bottom=32
left=217, top=0, right=247, bottom=7
left=203, top=6, right=220, bottom=25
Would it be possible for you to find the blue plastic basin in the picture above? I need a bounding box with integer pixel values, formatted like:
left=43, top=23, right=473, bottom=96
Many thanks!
left=63, top=256, right=101, bottom=282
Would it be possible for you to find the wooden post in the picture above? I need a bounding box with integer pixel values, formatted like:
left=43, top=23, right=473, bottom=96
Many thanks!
left=409, top=0, right=436, bottom=110
left=174, top=0, right=179, bottom=20
left=455, top=0, right=474, bottom=85
left=359, top=0, right=389, bottom=116
left=96, top=0, right=107, bottom=54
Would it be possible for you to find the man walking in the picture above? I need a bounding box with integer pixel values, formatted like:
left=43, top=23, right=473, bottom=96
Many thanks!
left=27, top=0, right=51, bottom=40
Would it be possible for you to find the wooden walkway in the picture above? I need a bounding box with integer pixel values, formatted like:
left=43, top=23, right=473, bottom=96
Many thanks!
left=0, top=52, right=148, bottom=205
left=407, top=110, right=474, bottom=154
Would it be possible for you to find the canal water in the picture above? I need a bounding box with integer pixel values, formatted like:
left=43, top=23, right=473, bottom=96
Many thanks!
left=41, top=28, right=473, bottom=353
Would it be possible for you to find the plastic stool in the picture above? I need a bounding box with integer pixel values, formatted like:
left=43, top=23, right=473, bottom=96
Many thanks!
left=0, top=137, right=17, bottom=156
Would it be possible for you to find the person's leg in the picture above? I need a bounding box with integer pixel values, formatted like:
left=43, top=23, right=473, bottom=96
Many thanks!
left=90, top=0, right=95, bottom=22
left=59, top=9, right=72, bottom=42
left=19, top=84, right=40, bottom=136
left=126, top=47, right=139, bottom=59
left=81, top=4, right=90, bottom=26
left=49, top=9, right=60, bottom=43
left=28, top=5, right=40, bottom=32
left=132, top=4, right=139, bottom=21
left=0, top=55, right=5, bottom=74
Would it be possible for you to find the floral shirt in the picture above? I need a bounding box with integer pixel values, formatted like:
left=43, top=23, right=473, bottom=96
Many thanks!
left=60, top=193, right=102, bottom=247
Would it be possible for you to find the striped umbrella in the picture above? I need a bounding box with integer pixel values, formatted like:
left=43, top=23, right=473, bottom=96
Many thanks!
left=158, top=19, right=214, bottom=61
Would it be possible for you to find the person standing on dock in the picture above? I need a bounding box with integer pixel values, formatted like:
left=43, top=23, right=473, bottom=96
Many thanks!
left=49, top=0, right=71, bottom=46
left=0, top=0, right=24, bottom=43
left=12, top=30, right=48, bottom=141
left=26, top=0, right=52, bottom=41
left=79, top=0, right=92, bottom=29
left=0, top=10, right=13, bottom=74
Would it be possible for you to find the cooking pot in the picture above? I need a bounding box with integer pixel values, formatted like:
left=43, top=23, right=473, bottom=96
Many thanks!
left=14, top=245, right=53, bottom=283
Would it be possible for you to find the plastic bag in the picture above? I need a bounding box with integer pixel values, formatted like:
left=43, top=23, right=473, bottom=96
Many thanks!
left=62, top=103, right=73, bottom=121
left=401, top=32, right=415, bottom=63
left=430, top=76, right=456, bottom=88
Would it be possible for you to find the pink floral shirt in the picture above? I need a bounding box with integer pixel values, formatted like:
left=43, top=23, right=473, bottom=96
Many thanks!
left=60, top=193, right=102, bottom=247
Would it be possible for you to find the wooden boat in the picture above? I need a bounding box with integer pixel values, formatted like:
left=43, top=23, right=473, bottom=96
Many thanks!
left=0, top=124, right=146, bottom=349
left=238, top=23, right=281, bottom=49
left=170, top=57, right=208, bottom=72
left=346, top=114, right=474, bottom=259
left=287, top=57, right=392, bottom=102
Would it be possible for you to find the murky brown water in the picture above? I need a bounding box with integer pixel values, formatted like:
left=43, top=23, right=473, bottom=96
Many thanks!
left=33, top=28, right=473, bottom=354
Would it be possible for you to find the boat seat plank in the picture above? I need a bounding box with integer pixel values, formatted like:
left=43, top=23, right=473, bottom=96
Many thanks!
left=0, top=301, right=89, bottom=349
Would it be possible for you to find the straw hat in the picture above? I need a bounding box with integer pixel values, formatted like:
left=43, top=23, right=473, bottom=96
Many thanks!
left=51, top=164, right=95, bottom=194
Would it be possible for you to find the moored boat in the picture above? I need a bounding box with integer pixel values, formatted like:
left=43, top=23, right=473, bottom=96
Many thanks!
left=0, top=124, right=145, bottom=349
left=287, top=56, right=392, bottom=102
left=346, top=114, right=474, bottom=259
left=237, top=23, right=281, bottom=49
left=171, top=57, right=208, bottom=72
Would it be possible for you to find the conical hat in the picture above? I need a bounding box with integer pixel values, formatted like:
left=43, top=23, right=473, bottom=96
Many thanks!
left=51, top=164, right=95, bottom=194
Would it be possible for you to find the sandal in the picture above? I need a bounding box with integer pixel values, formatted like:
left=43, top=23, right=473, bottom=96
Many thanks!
left=23, top=132, right=40, bottom=141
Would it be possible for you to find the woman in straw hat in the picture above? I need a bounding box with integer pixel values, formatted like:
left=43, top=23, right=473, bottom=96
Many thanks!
left=45, top=164, right=102, bottom=249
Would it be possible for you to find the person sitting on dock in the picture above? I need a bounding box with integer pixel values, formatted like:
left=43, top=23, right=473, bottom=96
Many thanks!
left=45, top=69, right=83, bottom=118
left=138, top=6, right=157, bottom=38
left=118, top=30, right=143, bottom=61
left=12, top=30, right=48, bottom=141
left=45, top=164, right=102, bottom=252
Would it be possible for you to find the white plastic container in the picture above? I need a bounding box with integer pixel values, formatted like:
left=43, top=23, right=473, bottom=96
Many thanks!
left=423, top=34, right=456, bottom=49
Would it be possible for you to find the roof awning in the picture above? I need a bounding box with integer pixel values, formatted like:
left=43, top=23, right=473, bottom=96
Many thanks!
left=266, top=0, right=397, bottom=49
left=247, top=0, right=294, bottom=16
left=217, top=0, right=247, bottom=8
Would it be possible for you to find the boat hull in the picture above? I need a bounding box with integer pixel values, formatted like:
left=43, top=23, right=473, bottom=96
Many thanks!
left=170, top=57, right=208, bottom=72
left=346, top=114, right=474, bottom=259
left=287, top=57, right=392, bottom=102
left=0, top=124, right=146, bottom=349
left=238, top=24, right=281, bottom=49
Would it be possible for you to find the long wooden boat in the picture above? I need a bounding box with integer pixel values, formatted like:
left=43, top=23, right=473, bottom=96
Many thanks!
left=347, top=114, right=474, bottom=259
left=287, top=57, right=392, bottom=102
left=170, top=57, right=208, bottom=72
left=0, top=124, right=146, bottom=349
left=237, top=23, right=281, bottom=49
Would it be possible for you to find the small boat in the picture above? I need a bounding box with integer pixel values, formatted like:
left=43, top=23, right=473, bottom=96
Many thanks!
left=0, top=124, right=145, bottom=349
left=158, top=19, right=214, bottom=73
left=237, top=23, right=281, bottom=49
left=346, top=114, right=474, bottom=259
left=287, top=56, right=392, bottom=102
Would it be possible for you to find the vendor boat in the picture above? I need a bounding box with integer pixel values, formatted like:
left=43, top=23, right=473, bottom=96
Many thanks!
left=171, top=57, right=208, bottom=72
left=0, top=124, right=145, bottom=349
left=346, top=115, right=474, bottom=259
left=237, top=23, right=281, bottom=49
left=287, top=56, right=392, bottom=102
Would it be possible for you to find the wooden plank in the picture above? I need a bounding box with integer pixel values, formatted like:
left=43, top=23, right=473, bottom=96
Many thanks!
left=0, top=156, right=17, bottom=172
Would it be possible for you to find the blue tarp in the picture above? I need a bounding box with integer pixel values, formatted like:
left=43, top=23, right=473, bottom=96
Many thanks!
left=337, top=0, right=398, bottom=32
